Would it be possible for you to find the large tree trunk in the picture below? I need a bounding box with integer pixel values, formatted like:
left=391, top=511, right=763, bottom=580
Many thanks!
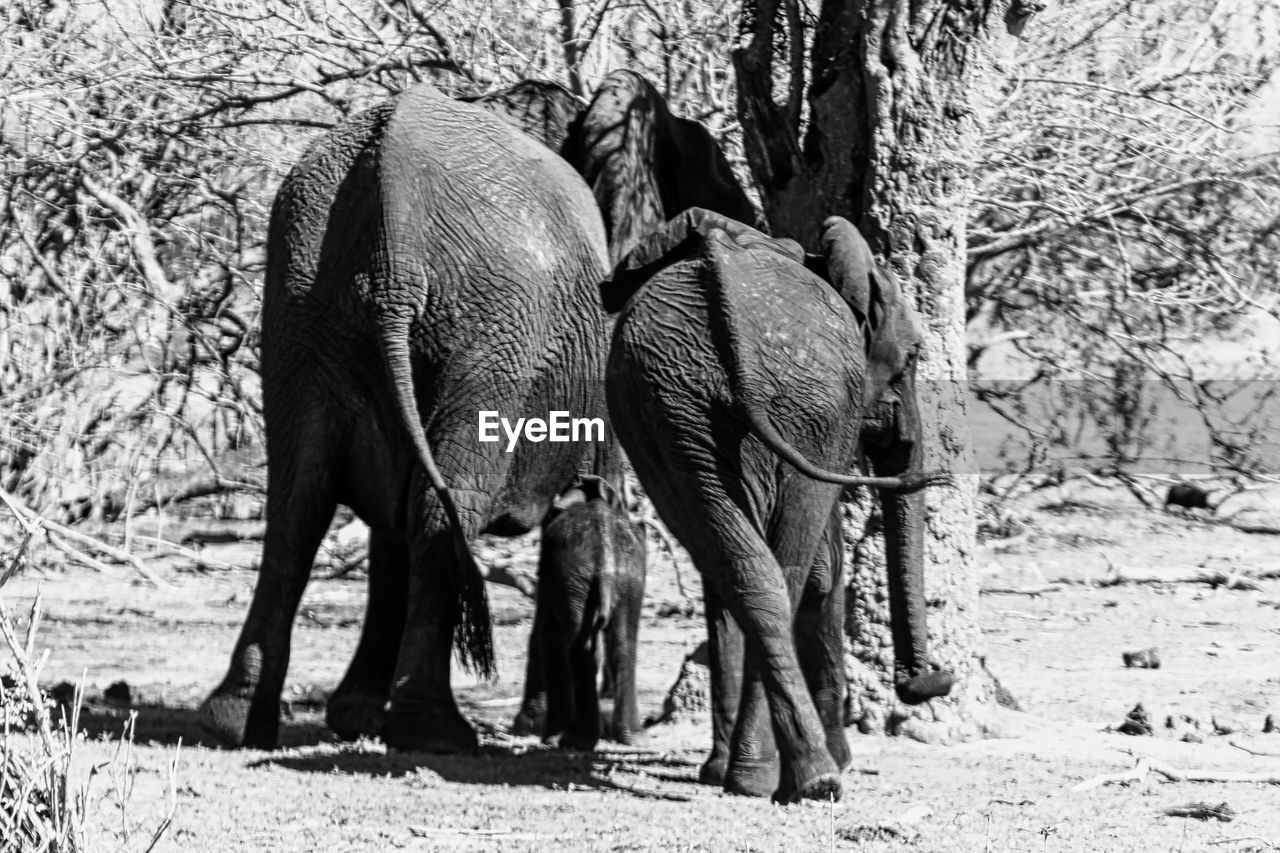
left=736, top=0, right=1036, bottom=740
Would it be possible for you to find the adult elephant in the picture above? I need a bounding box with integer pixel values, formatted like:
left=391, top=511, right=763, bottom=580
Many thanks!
left=603, top=209, right=954, bottom=802
left=200, top=82, right=618, bottom=752
left=570, top=70, right=765, bottom=262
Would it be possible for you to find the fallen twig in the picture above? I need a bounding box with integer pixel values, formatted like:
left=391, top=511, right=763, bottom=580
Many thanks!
left=604, top=780, right=693, bottom=801
left=408, top=825, right=549, bottom=840
left=1164, top=801, right=1234, bottom=821
left=1208, top=837, right=1280, bottom=849
left=980, top=584, right=1064, bottom=596
left=0, top=488, right=167, bottom=586
left=1229, top=739, right=1280, bottom=758
left=1073, top=759, right=1154, bottom=791
left=0, top=496, right=40, bottom=589
left=148, top=540, right=240, bottom=573
left=1043, top=556, right=1280, bottom=590
left=1074, top=757, right=1280, bottom=791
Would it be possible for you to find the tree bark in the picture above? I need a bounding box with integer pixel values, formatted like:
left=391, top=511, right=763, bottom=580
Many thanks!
left=736, top=0, right=1036, bottom=740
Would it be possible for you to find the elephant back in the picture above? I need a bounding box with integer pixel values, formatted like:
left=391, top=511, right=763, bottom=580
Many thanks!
left=382, top=83, right=608, bottom=281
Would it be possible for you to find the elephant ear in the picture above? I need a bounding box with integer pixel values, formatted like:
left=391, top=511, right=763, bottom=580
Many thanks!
left=600, top=208, right=802, bottom=313
left=570, top=70, right=768, bottom=265
left=570, top=70, right=667, bottom=265
left=662, top=116, right=768, bottom=233
left=460, top=79, right=584, bottom=154
left=820, top=216, right=882, bottom=325
left=820, top=216, right=924, bottom=362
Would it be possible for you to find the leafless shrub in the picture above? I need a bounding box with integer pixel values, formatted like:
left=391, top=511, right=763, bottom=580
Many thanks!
left=0, top=0, right=742, bottom=537
left=0, top=497, right=178, bottom=851
left=969, top=0, right=1280, bottom=479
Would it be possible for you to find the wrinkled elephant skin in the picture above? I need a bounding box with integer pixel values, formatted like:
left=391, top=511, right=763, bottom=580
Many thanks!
left=200, top=84, right=618, bottom=753
left=530, top=477, right=646, bottom=751
left=606, top=209, right=955, bottom=802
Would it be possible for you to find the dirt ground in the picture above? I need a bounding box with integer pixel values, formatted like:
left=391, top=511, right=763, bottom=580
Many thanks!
left=4, top=488, right=1280, bottom=852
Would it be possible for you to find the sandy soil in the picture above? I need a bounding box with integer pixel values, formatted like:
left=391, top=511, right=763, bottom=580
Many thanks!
left=4, top=490, right=1280, bottom=852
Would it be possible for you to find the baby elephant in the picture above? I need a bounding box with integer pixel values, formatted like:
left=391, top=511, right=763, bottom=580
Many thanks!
left=537, top=476, right=646, bottom=750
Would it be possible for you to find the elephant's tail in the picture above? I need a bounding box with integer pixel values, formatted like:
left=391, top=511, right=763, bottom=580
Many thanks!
left=381, top=321, right=495, bottom=679
left=704, top=229, right=948, bottom=494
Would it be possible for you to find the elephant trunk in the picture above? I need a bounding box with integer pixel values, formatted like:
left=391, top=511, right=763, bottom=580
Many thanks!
left=873, top=381, right=955, bottom=706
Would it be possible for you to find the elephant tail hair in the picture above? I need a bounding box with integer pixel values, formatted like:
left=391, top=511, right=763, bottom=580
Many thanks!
left=381, top=323, right=495, bottom=679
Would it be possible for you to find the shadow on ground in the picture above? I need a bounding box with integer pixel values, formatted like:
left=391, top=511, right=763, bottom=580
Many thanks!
left=257, top=738, right=704, bottom=798
left=65, top=700, right=332, bottom=750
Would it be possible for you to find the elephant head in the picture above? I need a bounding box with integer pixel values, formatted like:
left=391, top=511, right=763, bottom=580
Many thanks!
left=818, top=216, right=954, bottom=705
left=570, top=70, right=765, bottom=264
left=460, top=80, right=584, bottom=155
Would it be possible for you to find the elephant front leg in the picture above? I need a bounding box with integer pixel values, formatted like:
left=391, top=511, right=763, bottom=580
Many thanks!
left=326, top=528, right=408, bottom=740
left=605, top=579, right=643, bottom=744
left=715, top=549, right=840, bottom=804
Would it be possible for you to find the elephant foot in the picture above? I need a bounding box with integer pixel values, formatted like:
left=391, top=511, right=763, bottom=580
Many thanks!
left=775, top=771, right=842, bottom=804
left=607, top=725, right=645, bottom=746
left=896, top=671, right=956, bottom=705
left=325, top=692, right=388, bottom=741
left=510, top=699, right=546, bottom=738
left=199, top=689, right=277, bottom=749
left=546, top=729, right=599, bottom=752
left=724, top=757, right=779, bottom=798
left=699, top=754, right=728, bottom=786
left=381, top=707, right=478, bottom=754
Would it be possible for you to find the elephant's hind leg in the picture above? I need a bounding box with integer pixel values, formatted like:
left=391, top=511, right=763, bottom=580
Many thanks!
left=327, top=528, right=408, bottom=740
left=201, top=408, right=343, bottom=748
left=605, top=584, right=643, bottom=744
left=795, top=508, right=852, bottom=773
left=703, top=520, right=840, bottom=803
left=559, top=629, right=602, bottom=751
left=510, top=598, right=549, bottom=737
left=724, top=652, right=778, bottom=797
left=381, top=470, right=498, bottom=754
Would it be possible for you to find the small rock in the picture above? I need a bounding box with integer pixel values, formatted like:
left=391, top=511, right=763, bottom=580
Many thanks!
left=1165, top=484, right=1212, bottom=509
left=1122, top=648, right=1161, bottom=669
left=1264, top=714, right=1278, bottom=733
left=1163, top=802, right=1234, bottom=822
left=1117, top=703, right=1153, bottom=736
left=103, top=680, right=132, bottom=707
left=1212, top=716, right=1243, bottom=736
left=1165, top=713, right=1203, bottom=743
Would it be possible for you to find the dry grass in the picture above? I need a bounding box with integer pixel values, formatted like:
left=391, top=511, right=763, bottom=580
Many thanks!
left=0, top=501, right=180, bottom=853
